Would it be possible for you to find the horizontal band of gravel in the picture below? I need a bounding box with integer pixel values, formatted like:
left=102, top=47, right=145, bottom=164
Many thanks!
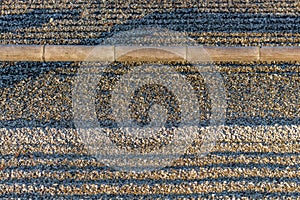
left=0, top=125, right=299, bottom=154
left=1, top=150, right=298, bottom=170
left=0, top=61, right=299, bottom=131
left=1, top=1, right=300, bottom=46
left=0, top=126, right=299, bottom=196
left=0, top=179, right=299, bottom=196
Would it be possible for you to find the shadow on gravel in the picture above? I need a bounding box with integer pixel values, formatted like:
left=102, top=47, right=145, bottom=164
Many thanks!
left=0, top=151, right=299, bottom=198
left=3, top=192, right=300, bottom=199
left=0, top=61, right=300, bottom=128
left=0, top=9, right=80, bottom=32
left=1, top=7, right=299, bottom=44
left=103, top=8, right=300, bottom=36
left=94, top=9, right=300, bottom=45
left=0, top=62, right=69, bottom=89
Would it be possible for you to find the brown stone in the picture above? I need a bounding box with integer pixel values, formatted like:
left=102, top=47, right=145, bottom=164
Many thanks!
left=0, top=45, right=43, bottom=61
left=260, top=47, right=300, bottom=62
left=115, top=46, right=186, bottom=62
left=187, top=46, right=260, bottom=62
left=44, top=45, right=115, bottom=62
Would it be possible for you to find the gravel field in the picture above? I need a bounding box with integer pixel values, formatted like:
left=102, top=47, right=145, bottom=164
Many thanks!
left=0, top=0, right=300, bottom=199
left=1, top=0, right=300, bottom=46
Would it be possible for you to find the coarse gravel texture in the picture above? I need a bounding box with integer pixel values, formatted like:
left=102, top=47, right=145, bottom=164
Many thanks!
left=0, top=61, right=299, bottom=198
left=1, top=0, right=300, bottom=46
left=0, top=0, right=300, bottom=199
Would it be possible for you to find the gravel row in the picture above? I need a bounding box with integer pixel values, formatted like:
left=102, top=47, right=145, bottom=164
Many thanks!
left=1, top=1, right=300, bottom=45
left=0, top=125, right=299, bottom=197
left=0, top=60, right=299, bottom=197
left=1, top=62, right=299, bottom=127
